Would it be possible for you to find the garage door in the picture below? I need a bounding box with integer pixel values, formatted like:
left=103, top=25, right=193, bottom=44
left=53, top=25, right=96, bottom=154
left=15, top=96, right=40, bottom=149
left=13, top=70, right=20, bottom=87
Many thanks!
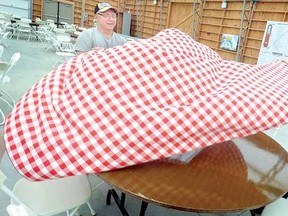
left=43, top=0, right=74, bottom=24
left=0, top=0, right=32, bottom=18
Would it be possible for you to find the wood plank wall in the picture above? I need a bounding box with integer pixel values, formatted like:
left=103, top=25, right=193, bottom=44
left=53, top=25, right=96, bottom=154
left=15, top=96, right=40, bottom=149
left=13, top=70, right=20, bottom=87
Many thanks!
left=33, top=0, right=169, bottom=36
left=33, top=0, right=288, bottom=64
left=193, top=0, right=288, bottom=63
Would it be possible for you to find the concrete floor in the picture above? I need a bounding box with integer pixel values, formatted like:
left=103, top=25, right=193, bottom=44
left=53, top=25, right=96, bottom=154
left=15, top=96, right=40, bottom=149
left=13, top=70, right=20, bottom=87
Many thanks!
left=1, top=37, right=287, bottom=216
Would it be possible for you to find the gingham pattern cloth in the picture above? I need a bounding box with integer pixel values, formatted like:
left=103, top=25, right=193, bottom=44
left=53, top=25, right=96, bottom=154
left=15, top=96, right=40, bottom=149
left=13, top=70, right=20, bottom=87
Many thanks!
left=4, top=28, right=288, bottom=180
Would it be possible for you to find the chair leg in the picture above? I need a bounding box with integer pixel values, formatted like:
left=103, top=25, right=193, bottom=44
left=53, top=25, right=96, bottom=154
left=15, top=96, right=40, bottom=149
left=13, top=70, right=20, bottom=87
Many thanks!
left=0, top=89, right=15, bottom=126
left=86, top=201, right=97, bottom=216
left=52, top=59, right=62, bottom=68
left=67, top=206, right=81, bottom=216
left=0, top=109, right=5, bottom=126
left=0, top=89, right=15, bottom=108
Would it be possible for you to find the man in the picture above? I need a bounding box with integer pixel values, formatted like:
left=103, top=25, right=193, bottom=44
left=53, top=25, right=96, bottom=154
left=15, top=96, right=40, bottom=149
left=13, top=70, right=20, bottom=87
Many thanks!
left=75, top=2, right=127, bottom=53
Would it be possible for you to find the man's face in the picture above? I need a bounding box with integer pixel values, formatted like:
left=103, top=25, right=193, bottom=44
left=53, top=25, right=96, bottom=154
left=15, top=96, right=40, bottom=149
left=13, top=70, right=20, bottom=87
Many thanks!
left=95, top=9, right=117, bottom=31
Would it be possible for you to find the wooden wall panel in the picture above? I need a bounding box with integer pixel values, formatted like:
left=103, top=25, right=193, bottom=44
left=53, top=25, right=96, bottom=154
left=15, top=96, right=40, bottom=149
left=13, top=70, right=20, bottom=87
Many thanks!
left=73, top=0, right=83, bottom=26
left=32, top=0, right=288, bottom=64
left=242, top=0, right=288, bottom=64
left=32, top=0, right=42, bottom=21
left=198, top=0, right=244, bottom=61
left=120, top=0, right=169, bottom=38
left=166, top=1, right=193, bottom=29
left=197, top=0, right=288, bottom=63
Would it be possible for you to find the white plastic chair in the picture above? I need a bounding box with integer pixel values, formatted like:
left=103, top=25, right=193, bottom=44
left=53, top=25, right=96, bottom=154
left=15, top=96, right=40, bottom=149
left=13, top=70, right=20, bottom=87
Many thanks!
left=261, top=197, right=288, bottom=216
left=0, top=31, right=11, bottom=47
left=0, top=130, right=96, bottom=216
left=0, top=52, right=21, bottom=125
left=52, top=34, right=76, bottom=68
left=32, top=25, right=50, bottom=43
left=46, top=19, right=55, bottom=25
left=15, top=21, right=33, bottom=41
left=5, top=22, right=18, bottom=39
left=0, top=171, right=97, bottom=216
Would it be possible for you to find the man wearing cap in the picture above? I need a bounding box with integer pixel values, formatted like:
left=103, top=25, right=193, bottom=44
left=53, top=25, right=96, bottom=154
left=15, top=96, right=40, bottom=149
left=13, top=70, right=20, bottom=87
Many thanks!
left=75, top=2, right=127, bottom=53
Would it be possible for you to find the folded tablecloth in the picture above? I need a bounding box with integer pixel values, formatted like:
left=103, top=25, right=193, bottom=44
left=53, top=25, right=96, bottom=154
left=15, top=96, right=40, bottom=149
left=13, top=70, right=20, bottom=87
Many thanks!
left=4, top=28, right=288, bottom=180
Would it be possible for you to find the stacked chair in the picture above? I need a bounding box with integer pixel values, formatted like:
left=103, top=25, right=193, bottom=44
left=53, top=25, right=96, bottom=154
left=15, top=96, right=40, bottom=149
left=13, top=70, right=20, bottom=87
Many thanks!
left=30, top=19, right=77, bottom=67
left=53, top=31, right=76, bottom=67
left=15, top=18, right=33, bottom=41
left=41, top=26, right=76, bottom=68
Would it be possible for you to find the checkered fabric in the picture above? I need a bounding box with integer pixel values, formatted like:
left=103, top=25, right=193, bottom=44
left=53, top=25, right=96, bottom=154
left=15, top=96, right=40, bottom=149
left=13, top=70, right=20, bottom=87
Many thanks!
left=4, top=28, right=288, bottom=180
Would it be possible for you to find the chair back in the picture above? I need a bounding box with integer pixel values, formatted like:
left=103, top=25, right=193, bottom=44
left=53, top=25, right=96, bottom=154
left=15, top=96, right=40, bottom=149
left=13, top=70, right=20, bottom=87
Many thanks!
left=0, top=32, right=11, bottom=41
left=54, top=28, right=66, bottom=34
left=46, top=19, right=54, bottom=24
left=56, top=32, right=71, bottom=42
left=10, top=52, right=20, bottom=65
left=1, top=126, right=33, bottom=213
left=0, top=173, right=94, bottom=216
left=0, top=52, right=20, bottom=85
left=20, top=18, right=31, bottom=23
left=35, top=17, right=43, bottom=23
left=12, top=15, right=21, bottom=20
left=0, top=169, right=34, bottom=216
left=15, top=22, right=31, bottom=32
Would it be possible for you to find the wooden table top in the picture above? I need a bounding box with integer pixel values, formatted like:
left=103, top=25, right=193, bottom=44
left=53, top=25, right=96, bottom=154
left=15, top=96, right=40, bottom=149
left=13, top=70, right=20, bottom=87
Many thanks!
left=98, top=132, right=288, bottom=213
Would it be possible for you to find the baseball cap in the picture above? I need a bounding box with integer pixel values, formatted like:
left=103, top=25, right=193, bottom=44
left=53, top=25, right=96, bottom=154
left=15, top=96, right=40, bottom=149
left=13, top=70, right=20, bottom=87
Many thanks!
left=94, top=2, right=118, bottom=14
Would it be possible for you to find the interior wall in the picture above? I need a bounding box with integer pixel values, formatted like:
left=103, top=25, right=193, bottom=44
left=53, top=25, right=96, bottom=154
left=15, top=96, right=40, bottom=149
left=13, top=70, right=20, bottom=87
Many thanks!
left=167, top=0, right=288, bottom=64
left=33, top=0, right=288, bottom=64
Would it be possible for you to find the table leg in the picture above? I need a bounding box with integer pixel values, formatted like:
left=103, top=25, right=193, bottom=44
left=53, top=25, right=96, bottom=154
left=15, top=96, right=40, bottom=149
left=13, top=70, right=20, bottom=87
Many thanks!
left=106, top=189, right=112, bottom=205
left=250, top=207, right=264, bottom=216
left=139, top=201, right=148, bottom=216
left=106, top=189, right=149, bottom=216
left=120, top=192, right=126, bottom=207
left=106, top=189, right=130, bottom=216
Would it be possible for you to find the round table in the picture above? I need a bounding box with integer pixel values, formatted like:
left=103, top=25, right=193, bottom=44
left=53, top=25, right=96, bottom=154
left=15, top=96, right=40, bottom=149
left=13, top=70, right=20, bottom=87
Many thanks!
left=97, top=132, right=288, bottom=215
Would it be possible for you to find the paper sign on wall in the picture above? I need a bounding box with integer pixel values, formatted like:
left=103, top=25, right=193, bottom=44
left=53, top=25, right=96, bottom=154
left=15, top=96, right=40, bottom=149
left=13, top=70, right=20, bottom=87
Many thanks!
left=220, top=34, right=239, bottom=51
left=258, top=21, right=288, bottom=64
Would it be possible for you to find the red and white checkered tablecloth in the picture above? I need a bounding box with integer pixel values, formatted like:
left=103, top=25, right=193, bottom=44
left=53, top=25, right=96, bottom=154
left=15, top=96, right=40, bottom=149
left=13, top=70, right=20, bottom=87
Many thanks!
left=4, top=28, right=288, bottom=180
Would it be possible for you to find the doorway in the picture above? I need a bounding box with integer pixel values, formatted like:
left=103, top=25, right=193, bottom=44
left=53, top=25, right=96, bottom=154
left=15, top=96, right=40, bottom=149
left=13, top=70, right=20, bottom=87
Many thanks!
left=42, top=0, right=74, bottom=25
